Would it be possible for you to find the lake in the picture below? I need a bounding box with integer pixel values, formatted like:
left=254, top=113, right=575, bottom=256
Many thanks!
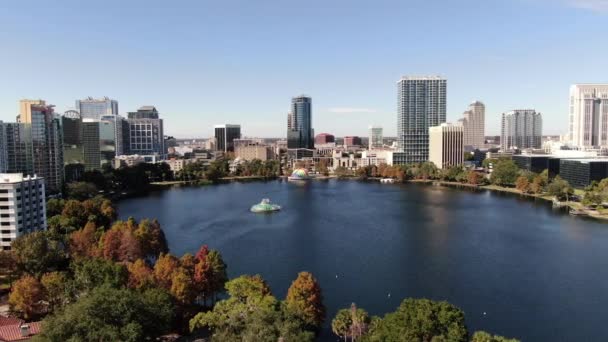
left=118, top=180, right=608, bottom=341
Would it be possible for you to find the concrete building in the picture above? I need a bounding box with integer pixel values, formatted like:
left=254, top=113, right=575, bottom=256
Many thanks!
left=397, top=76, right=447, bottom=163
left=0, top=121, right=6, bottom=173
left=569, top=84, right=608, bottom=148
left=315, top=133, right=335, bottom=145
left=76, top=96, right=118, bottom=120
left=560, top=158, right=608, bottom=188
left=214, top=124, right=241, bottom=152
left=369, top=125, right=383, bottom=149
left=235, top=143, right=274, bottom=161
left=501, top=110, right=542, bottom=151
left=344, top=136, right=362, bottom=148
left=113, top=155, right=146, bottom=169
left=457, top=101, right=485, bottom=150
left=287, top=96, right=314, bottom=149
left=128, top=106, right=165, bottom=159
left=0, top=174, right=46, bottom=250
left=164, top=159, right=197, bottom=173
left=429, top=123, right=464, bottom=169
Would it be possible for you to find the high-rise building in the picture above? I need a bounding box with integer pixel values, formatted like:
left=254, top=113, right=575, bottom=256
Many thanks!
left=128, top=106, right=165, bottom=158
left=0, top=121, right=6, bottom=173
left=501, top=110, right=542, bottom=151
left=429, top=123, right=464, bottom=169
left=214, top=124, right=241, bottom=152
left=287, top=96, right=314, bottom=149
left=369, top=125, right=383, bottom=149
left=76, top=97, right=118, bottom=120
left=61, top=111, right=85, bottom=181
left=457, top=101, right=485, bottom=150
left=396, top=76, right=447, bottom=163
left=12, top=100, right=63, bottom=193
left=82, top=120, right=101, bottom=171
left=569, top=84, right=608, bottom=148
left=0, top=173, right=46, bottom=250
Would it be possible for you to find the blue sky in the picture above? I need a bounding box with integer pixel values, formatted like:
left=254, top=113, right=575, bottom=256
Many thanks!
left=0, top=0, right=606, bottom=138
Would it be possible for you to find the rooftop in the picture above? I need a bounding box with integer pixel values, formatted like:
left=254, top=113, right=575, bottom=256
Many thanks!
left=0, top=174, right=42, bottom=184
left=398, top=76, right=445, bottom=82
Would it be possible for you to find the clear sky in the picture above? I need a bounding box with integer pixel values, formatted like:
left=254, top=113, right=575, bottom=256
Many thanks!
left=0, top=0, right=606, bottom=138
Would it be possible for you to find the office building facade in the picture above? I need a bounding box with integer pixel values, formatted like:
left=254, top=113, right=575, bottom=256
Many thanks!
left=569, top=84, right=608, bottom=148
left=458, top=101, right=485, bottom=150
left=344, top=136, right=362, bottom=147
left=397, top=76, right=447, bottom=163
left=0, top=122, right=6, bottom=173
left=369, top=125, right=383, bottom=149
left=315, top=133, right=335, bottom=145
left=214, top=124, right=241, bottom=152
left=287, top=96, right=314, bottom=149
left=76, top=96, right=118, bottom=120
left=0, top=174, right=46, bottom=250
left=560, top=159, right=608, bottom=188
left=235, top=143, right=274, bottom=161
left=128, top=106, right=165, bottom=158
left=501, top=110, right=542, bottom=151
left=429, top=123, right=464, bottom=169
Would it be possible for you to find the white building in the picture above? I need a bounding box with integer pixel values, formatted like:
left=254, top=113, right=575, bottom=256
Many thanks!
left=0, top=174, right=46, bottom=250
left=0, top=121, right=6, bottom=173
left=429, top=123, right=464, bottom=169
left=368, top=125, right=383, bottom=150
left=501, top=110, right=542, bottom=151
left=569, top=84, right=608, bottom=148
left=457, top=101, right=485, bottom=150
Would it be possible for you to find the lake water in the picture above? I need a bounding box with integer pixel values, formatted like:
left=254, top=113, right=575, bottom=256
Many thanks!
left=118, top=180, right=608, bottom=341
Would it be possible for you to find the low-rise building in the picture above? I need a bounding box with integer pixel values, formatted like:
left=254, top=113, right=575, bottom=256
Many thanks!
left=113, top=155, right=146, bottom=169
left=235, top=143, right=274, bottom=161
left=0, top=174, right=46, bottom=250
left=559, top=159, right=608, bottom=188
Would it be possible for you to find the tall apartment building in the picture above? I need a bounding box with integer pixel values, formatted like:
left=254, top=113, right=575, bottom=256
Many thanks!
left=569, top=84, right=608, bottom=148
left=429, top=123, right=464, bottom=169
left=0, top=122, right=6, bottom=173
left=369, top=125, right=383, bottom=149
left=214, top=124, right=241, bottom=152
left=287, top=96, right=314, bottom=149
left=8, top=100, right=64, bottom=193
left=501, top=110, right=543, bottom=151
left=396, top=76, right=447, bottom=163
left=457, top=101, right=485, bottom=150
left=0, top=174, right=46, bottom=250
left=76, top=96, right=118, bottom=120
left=128, top=106, right=165, bottom=158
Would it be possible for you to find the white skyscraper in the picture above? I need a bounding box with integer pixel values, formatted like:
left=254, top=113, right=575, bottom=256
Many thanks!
left=0, top=121, right=6, bottom=173
left=368, top=125, right=383, bottom=150
left=501, top=110, right=542, bottom=151
left=76, top=97, right=118, bottom=121
left=457, top=101, right=485, bottom=150
left=569, top=84, right=608, bottom=148
left=396, top=76, right=447, bottom=164
left=429, top=123, right=464, bottom=169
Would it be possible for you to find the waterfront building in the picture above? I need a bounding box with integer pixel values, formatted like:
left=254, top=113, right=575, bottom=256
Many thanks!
left=0, top=122, right=6, bottom=173
left=11, top=100, right=64, bottom=193
left=235, top=143, right=274, bottom=161
left=429, top=123, right=464, bottom=169
left=113, top=154, right=146, bottom=169
left=0, top=174, right=46, bottom=250
left=569, top=84, right=608, bottom=148
left=315, top=133, right=335, bottom=145
left=164, top=158, right=197, bottom=173
left=76, top=96, right=118, bottom=120
left=214, top=124, right=241, bottom=152
left=396, top=76, right=447, bottom=163
left=287, top=96, right=314, bottom=149
left=128, top=106, right=165, bottom=159
left=501, top=109, right=542, bottom=151
left=369, top=125, right=383, bottom=149
left=560, top=158, right=608, bottom=188
left=344, top=136, right=362, bottom=148
left=457, top=101, right=485, bottom=150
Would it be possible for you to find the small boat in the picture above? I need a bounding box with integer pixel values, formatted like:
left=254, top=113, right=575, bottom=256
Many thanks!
left=250, top=198, right=281, bottom=213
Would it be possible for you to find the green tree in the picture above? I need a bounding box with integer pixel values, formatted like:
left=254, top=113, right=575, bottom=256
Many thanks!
left=11, top=231, right=66, bottom=277
left=71, top=258, right=128, bottom=293
left=41, top=272, right=69, bottom=313
left=332, top=303, right=370, bottom=341
left=471, top=331, right=520, bottom=342
left=46, top=199, right=65, bottom=217
left=363, top=298, right=468, bottom=342
left=490, top=160, right=519, bottom=186
left=285, top=271, right=326, bottom=329
left=66, top=182, right=99, bottom=200
left=546, top=176, right=573, bottom=201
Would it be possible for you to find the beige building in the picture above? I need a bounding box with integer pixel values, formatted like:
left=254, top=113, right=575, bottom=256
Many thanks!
left=429, top=123, right=464, bottom=169
left=457, top=101, right=485, bottom=150
left=235, top=143, right=274, bottom=161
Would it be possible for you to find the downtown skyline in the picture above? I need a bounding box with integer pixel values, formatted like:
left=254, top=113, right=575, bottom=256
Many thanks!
left=1, top=0, right=607, bottom=138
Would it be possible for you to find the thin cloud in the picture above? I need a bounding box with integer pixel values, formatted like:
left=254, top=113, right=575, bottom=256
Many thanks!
left=328, top=107, right=378, bottom=114
left=567, top=0, right=608, bottom=12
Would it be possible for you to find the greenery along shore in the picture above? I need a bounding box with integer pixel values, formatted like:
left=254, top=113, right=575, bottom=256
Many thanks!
left=0, top=191, right=519, bottom=341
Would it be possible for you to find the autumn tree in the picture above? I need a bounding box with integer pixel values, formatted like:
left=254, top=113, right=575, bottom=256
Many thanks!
left=9, top=275, right=45, bottom=319
left=127, top=259, right=154, bottom=289
left=154, top=253, right=180, bottom=289
left=530, top=175, right=545, bottom=194
left=41, top=272, right=68, bottom=313
left=467, top=171, right=482, bottom=185
left=134, top=219, right=168, bottom=258
left=515, top=176, right=530, bottom=193
left=285, top=271, right=326, bottom=329
left=170, top=267, right=197, bottom=304
left=69, top=221, right=99, bottom=259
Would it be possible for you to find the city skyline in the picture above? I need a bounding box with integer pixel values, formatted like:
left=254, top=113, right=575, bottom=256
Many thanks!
left=1, top=0, right=607, bottom=138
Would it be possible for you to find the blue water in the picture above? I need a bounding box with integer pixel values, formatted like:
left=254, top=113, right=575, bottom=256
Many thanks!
left=118, top=180, right=608, bottom=341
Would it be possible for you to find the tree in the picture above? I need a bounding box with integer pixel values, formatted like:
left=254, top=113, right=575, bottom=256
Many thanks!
left=34, top=286, right=174, bottom=342
left=127, top=259, right=154, bottom=289
left=71, top=258, right=128, bottom=293
left=332, top=303, right=370, bottom=341
left=285, top=272, right=326, bottom=329
left=153, top=253, right=180, bottom=289
left=46, top=199, right=65, bottom=217
left=467, top=171, right=482, bottom=186
left=530, top=175, right=545, bottom=194
left=471, top=331, right=520, bottom=342
left=490, top=160, right=519, bottom=186
left=11, top=231, right=66, bottom=277
left=9, top=275, right=45, bottom=319
left=66, top=182, right=99, bottom=200
left=206, top=249, right=228, bottom=303
left=515, top=176, right=530, bottom=193
left=316, top=159, right=330, bottom=176
left=546, top=176, right=573, bottom=201
left=170, top=267, right=197, bottom=304
left=418, top=162, right=438, bottom=180
left=134, top=219, right=168, bottom=258
left=69, top=221, right=99, bottom=259
left=60, top=200, right=88, bottom=228
left=364, top=298, right=468, bottom=342
left=41, top=272, right=68, bottom=313
left=334, top=166, right=351, bottom=178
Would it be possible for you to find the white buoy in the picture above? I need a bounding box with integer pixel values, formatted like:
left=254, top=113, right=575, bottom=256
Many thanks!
left=388, top=293, right=391, bottom=298
left=483, top=312, right=487, bottom=315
